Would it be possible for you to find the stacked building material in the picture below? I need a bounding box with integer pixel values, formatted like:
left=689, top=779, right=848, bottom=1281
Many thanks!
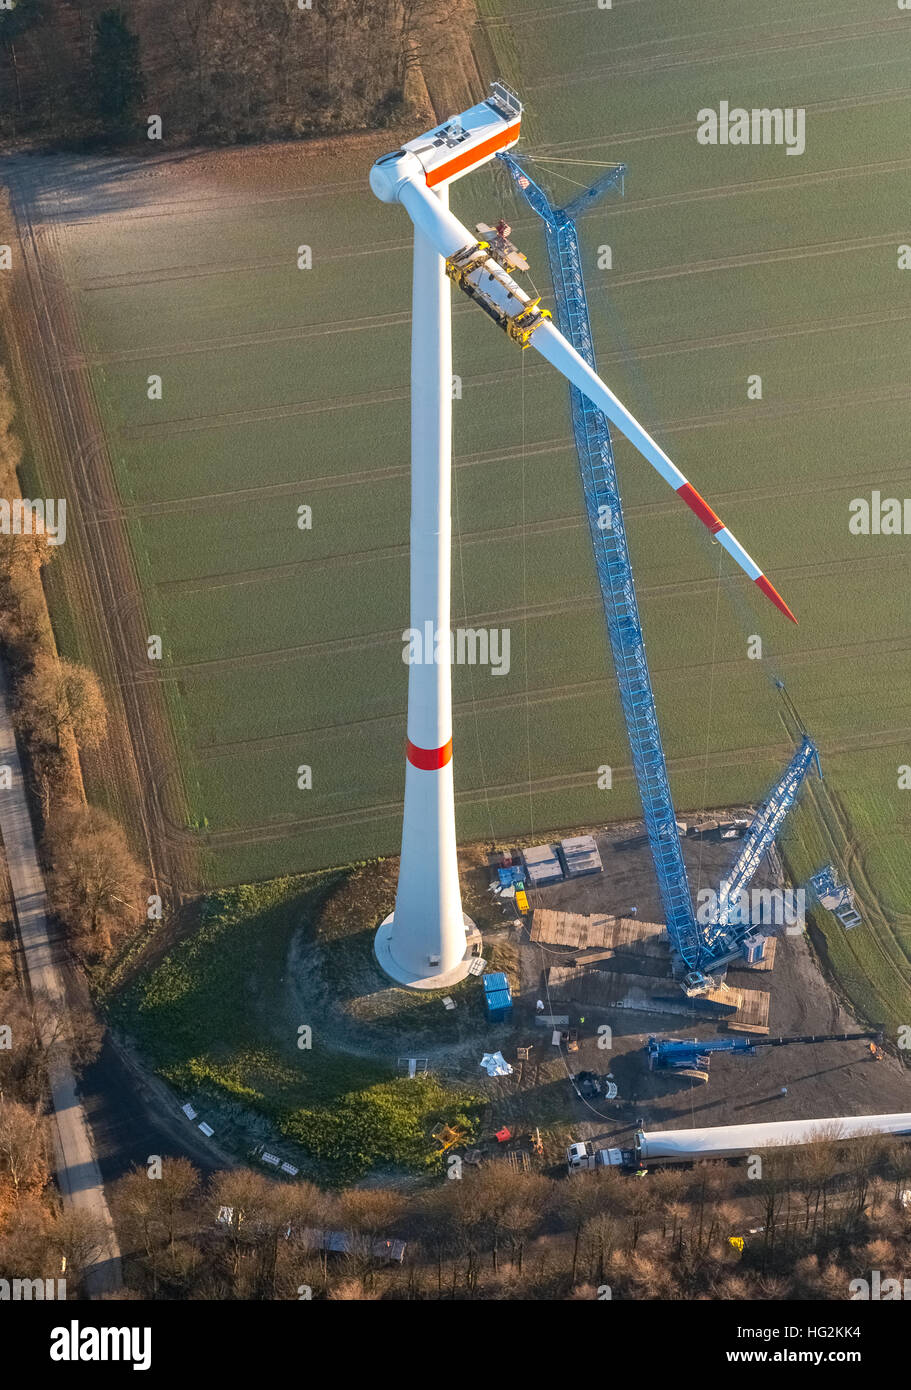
left=521, top=843, right=565, bottom=886
left=559, top=834, right=603, bottom=877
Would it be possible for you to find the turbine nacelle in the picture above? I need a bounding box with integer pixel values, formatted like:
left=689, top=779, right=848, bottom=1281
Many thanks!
left=370, top=83, right=522, bottom=202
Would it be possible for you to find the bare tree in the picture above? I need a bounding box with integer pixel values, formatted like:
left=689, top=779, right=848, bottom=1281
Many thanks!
left=112, top=1158, right=200, bottom=1295
left=19, top=654, right=107, bottom=752
left=337, top=1186, right=405, bottom=1292
left=0, top=1098, right=48, bottom=1206
left=44, top=805, right=145, bottom=955
left=0, top=367, right=23, bottom=487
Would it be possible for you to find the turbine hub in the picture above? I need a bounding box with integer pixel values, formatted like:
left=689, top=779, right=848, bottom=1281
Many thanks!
left=369, top=150, right=424, bottom=204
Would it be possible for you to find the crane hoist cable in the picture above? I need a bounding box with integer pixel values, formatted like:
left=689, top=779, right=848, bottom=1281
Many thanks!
left=520, top=345, right=536, bottom=839
left=695, top=542, right=726, bottom=901
left=451, top=405, right=497, bottom=846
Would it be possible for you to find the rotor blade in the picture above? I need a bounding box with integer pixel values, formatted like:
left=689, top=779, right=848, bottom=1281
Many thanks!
left=531, top=321, right=797, bottom=624
left=397, top=176, right=797, bottom=624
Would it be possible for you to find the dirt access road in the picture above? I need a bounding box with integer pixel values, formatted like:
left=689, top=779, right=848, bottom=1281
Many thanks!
left=2, top=156, right=198, bottom=903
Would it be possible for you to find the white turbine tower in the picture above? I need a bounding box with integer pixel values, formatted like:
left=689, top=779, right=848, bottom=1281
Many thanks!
left=370, top=85, right=524, bottom=988
left=370, top=84, right=795, bottom=989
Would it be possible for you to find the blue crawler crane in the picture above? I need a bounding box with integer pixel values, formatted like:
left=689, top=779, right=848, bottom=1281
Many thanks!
left=500, top=152, right=818, bottom=994
left=648, top=1027, right=884, bottom=1083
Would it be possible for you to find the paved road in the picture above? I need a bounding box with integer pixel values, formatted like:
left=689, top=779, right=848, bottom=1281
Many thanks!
left=0, top=662, right=121, bottom=1295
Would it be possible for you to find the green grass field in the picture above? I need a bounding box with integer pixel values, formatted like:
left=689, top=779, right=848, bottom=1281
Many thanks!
left=35, top=1, right=911, bottom=1023
left=106, top=874, right=484, bottom=1182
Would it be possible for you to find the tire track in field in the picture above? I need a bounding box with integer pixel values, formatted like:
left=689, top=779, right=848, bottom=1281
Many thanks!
left=70, top=300, right=459, bottom=367
left=120, top=370, right=911, bottom=447
left=91, top=447, right=911, bottom=530
left=194, top=651, right=911, bottom=759
left=130, top=459, right=911, bottom=599
left=525, top=17, right=910, bottom=90
left=72, top=233, right=907, bottom=370
left=605, top=306, right=911, bottom=366
left=41, top=158, right=379, bottom=225
left=5, top=174, right=199, bottom=898
left=485, top=0, right=889, bottom=47
left=534, top=88, right=911, bottom=159
left=136, top=621, right=911, bottom=696
left=74, top=233, right=415, bottom=293
left=146, top=742, right=781, bottom=848
left=149, top=510, right=586, bottom=596
left=89, top=434, right=573, bottom=519
left=536, top=151, right=911, bottom=210
left=605, top=233, right=904, bottom=288
left=125, top=546, right=911, bottom=684
left=149, top=722, right=911, bottom=850
left=149, top=664, right=911, bottom=846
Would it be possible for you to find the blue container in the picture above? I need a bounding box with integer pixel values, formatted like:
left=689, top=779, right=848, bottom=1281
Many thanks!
left=485, top=989, right=513, bottom=1021
left=483, top=971, right=509, bottom=995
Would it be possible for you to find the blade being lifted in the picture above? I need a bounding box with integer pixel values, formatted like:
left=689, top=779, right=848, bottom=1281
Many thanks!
left=394, top=171, right=797, bottom=625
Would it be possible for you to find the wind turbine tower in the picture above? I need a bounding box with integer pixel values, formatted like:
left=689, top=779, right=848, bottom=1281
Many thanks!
left=369, top=84, right=524, bottom=988
left=369, top=83, right=794, bottom=990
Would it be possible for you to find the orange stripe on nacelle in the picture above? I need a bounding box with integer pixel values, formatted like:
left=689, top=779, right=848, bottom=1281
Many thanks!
left=425, top=122, right=521, bottom=188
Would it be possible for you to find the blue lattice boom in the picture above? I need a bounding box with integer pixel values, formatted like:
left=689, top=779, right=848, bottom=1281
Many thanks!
left=500, top=152, right=818, bottom=978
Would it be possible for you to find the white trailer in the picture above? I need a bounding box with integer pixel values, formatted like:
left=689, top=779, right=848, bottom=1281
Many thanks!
left=566, top=1113, right=911, bottom=1176
left=636, top=1112, right=911, bottom=1164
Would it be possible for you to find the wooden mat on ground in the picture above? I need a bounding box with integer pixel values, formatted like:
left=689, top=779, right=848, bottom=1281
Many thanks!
left=530, top=909, right=666, bottom=956
left=545, top=965, right=769, bottom=1030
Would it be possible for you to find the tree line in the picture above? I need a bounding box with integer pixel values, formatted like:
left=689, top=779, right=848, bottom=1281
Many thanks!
left=0, top=0, right=467, bottom=147
left=0, top=252, right=156, bottom=1292
left=4, top=1134, right=909, bottom=1300
left=0, top=298, right=144, bottom=961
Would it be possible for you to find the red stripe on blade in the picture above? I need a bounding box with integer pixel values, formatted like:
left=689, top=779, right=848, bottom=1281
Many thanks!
left=407, top=738, right=453, bottom=770
left=677, top=482, right=724, bottom=534
left=755, top=574, right=798, bottom=624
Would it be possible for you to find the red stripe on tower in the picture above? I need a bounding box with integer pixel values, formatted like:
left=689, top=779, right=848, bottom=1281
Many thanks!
left=407, top=738, right=453, bottom=770
left=676, top=482, right=725, bottom=534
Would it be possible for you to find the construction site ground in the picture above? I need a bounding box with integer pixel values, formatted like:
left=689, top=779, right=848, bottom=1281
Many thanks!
left=466, top=822, right=911, bottom=1159
left=94, top=816, right=911, bottom=1184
